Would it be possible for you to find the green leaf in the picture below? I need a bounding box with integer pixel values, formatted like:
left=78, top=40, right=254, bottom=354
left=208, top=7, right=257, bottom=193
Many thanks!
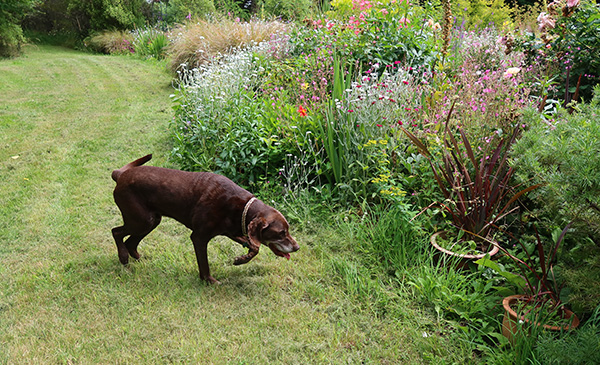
left=475, top=256, right=528, bottom=290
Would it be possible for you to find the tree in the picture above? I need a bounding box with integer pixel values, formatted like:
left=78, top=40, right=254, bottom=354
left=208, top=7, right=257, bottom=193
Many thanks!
left=0, top=0, right=39, bottom=57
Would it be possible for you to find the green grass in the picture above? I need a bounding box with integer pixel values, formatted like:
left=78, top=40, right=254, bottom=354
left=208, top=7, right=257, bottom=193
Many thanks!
left=0, top=45, right=475, bottom=363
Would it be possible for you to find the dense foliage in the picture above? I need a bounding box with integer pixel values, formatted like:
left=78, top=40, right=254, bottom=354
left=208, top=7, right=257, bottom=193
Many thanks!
left=512, top=87, right=600, bottom=241
left=0, top=0, right=39, bottom=57
left=515, top=0, right=600, bottom=104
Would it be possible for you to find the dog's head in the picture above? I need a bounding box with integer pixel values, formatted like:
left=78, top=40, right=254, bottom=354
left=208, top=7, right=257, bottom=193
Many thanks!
left=247, top=210, right=299, bottom=259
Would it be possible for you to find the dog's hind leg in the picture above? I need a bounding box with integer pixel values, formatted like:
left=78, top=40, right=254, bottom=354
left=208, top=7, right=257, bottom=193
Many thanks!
left=112, top=191, right=161, bottom=265
left=112, top=225, right=132, bottom=265
left=124, top=214, right=161, bottom=260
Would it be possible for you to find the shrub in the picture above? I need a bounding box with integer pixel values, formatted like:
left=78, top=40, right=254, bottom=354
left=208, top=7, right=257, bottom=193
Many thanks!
left=434, top=27, right=533, bottom=138
left=258, top=0, right=313, bottom=20
left=296, top=0, right=439, bottom=73
left=66, top=0, right=149, bottom=36
left=22, top=0, right=72, bottom=34
left=535, top=305, right=600, bottom=364
left=510, top=86, right=600, bottom=241
left=167, top=0, right=215, bottom=20
left=453, top=0, right=514, bottom=29
left=170, top=42, right=314, bottom=186
left=0, top=21, right=25, bottom=58
left=0, top=0, right=39, bottom=57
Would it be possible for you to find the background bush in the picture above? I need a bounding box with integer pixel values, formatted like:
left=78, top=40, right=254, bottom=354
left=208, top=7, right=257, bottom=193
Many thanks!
left=168, top=0, right=215, bottom=20
left=453, top=0, right=514, bottom=29
left=0, top=0, right=39, bottom=57
left=65, top=0, right=149, bottom=36
left=258, top=0, right=313, bottom=20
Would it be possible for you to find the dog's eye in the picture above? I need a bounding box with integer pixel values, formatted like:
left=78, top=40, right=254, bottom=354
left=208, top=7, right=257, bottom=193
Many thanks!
left=279, top=230, right=286, bottom=237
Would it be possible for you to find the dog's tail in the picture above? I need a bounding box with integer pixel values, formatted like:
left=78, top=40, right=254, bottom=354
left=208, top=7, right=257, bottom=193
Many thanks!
left=111, top=154, right=152, bottom=182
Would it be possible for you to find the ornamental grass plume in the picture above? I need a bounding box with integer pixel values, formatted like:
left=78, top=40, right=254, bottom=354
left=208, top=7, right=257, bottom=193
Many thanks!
left=87, top=30, right=135, bottom=55
left=167, top=17, right=288, bottom=74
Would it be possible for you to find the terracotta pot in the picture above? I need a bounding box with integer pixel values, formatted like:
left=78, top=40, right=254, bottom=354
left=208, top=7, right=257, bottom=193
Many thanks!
left=502, top=294, right=580, bottom=343
left=430, top=230, right=499, bottom=270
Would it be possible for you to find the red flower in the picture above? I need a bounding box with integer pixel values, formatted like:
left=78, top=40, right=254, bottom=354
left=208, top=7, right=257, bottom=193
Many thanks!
left=297, top=105, right=307, bottom=117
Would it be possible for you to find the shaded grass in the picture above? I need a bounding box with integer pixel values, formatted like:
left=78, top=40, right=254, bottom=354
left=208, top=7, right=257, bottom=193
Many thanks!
left=0, top=45, right=477, bottom=363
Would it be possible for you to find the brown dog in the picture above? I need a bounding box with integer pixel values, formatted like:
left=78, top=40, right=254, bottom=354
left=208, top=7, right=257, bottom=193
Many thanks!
left=111, top=154, right=299, bottom=284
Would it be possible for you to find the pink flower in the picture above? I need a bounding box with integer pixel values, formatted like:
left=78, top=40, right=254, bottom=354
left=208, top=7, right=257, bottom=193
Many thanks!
left=567, top=0, right=579, bottom=8
left=398, top=17, right=410, bottom=28
left=537, top=12, right=555, bottom=32
left=376, top=124, right=383, bottom=127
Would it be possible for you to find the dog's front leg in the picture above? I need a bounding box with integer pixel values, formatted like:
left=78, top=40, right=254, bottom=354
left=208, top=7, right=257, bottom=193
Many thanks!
left=191, top=232, right=220, bottom=285
left=232, top=237, right=260, bottom=265
left=232, top=217, right=265, bottom=265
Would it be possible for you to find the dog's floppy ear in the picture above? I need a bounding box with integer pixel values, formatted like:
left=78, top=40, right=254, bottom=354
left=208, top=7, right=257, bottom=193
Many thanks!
left=247, top=217, right=268, bottom=250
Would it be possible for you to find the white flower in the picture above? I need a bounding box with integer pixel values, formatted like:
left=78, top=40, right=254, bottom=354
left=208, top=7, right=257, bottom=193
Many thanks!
left=503, top=67, right=521, bottom=78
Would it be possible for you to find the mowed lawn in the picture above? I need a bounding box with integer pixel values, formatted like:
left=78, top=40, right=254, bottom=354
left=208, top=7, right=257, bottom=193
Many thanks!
left=0, top=46, right=461, bottom=363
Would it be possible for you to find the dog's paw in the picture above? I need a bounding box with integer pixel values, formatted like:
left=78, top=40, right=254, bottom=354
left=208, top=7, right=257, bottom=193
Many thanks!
left=204, top=276, right=221, bottom=285
left=233, top=255, right=250, bottom=266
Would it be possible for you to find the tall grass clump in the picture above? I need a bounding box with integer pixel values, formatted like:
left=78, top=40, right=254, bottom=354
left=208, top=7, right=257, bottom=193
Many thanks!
left=86, top=30, right=135, bottom=55
left=167, top=17, right=288, bottom=73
